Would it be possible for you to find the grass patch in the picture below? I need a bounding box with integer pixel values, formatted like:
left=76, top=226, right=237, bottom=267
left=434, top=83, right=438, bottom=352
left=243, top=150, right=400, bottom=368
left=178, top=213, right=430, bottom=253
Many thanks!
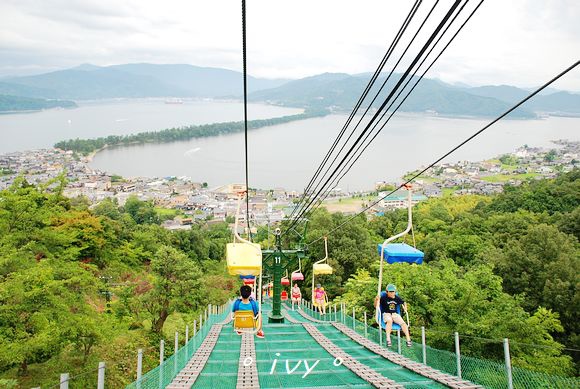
left=0, top=168, right=15, bottom=176
left=500, top=164, right=518, bottom=172
left=442, top=187, right=458, bottom=197
left=480, top=173, right=539, bottom=183
left=155, top=207, right=187, bottom=221
left=327, top=195, right=375, bottom=205
left=155, top=207, right=180, bottom=217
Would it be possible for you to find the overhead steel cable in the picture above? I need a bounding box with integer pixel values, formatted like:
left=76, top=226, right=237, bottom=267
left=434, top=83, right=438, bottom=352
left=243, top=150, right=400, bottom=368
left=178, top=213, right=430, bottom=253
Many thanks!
left=289, top=0, right=421, bottom=219
left=242, top=0, right=251, bottom=235
left=293, top=0, right=471, bottom=225
left=306, top=60, right=580, bottom=248
left=288, top=0, right=423, bottom=221
left=332, top=0, right=483, bottom=185
left=305, top=0, right=482, bottom=213
left=289, top=0, right=439, bottom=223
left=288, top=0, right=463, bottom=229
left=287, top=0, right=463, bottom=232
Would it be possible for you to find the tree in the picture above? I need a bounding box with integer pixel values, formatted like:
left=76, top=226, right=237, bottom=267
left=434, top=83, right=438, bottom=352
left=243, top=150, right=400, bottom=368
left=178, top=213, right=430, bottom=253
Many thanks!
left=51, top=210, right=108, bottom=264
left=499, top=154, right=518, bottom=166
left=0, top=261, right=97, bottom=374
left=544, top=149, right=557, bottom=162
left=485, top=169, right=579, bottom=214
left=492, top=224, right=579, bottom=345
left=306, top=209, right=373, bottom=297
left=93, top=198, right=122, bottom=220
left=556, top=207, right=580, bottom=241
left=338, top=260, right=575, bottom=374
left=139, top=246, right=203, bottom=333
left=171, top=226, right=210, bottom=262
left=123, top=196, right=160, bottom=225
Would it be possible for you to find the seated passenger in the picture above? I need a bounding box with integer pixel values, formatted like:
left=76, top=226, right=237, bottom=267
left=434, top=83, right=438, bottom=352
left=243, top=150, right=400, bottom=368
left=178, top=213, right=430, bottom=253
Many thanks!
left=314, top=284, right=327, bottom=315
left=232, top=285, right=264, bottom=338
left=375, top=283, right=411, bottom=347
left=291, top=283, right=302, bottom=308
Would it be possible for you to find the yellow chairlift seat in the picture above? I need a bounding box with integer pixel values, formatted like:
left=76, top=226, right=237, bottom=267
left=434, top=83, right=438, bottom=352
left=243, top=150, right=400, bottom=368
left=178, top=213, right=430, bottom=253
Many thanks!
left=313, top=236, right=333, bottom=275
left=226, top=242, right=262, bottom=276
left=313, top=263, right=333, bottom=275
left=226, top=192, right=263, bottom=276
left=233, top=310, right=259, bottom=333
left=311, top=237, right=333, bottom=309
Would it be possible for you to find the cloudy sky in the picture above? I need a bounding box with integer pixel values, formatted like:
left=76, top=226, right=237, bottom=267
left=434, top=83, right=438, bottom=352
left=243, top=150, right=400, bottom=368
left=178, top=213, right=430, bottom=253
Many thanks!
left=1, top=0, right=579, bottom=90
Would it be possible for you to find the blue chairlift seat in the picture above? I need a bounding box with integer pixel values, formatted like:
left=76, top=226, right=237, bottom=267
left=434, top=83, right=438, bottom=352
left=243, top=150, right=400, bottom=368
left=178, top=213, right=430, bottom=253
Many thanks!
left=377, top=242, right=424, bottom=265
left=376, top=291, right=403, bottom=331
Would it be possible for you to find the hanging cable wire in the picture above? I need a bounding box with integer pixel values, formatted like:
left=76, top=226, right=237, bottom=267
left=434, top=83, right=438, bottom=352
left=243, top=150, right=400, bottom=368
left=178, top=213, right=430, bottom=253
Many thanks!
left=288, top=0, right=463, bottom=230
left=287, top=0, right=463, bottom=232
left=301, top=0, right=483, bottom=215
left=290, top=0, right=472, bottom=228
left=289, top=0, right=436, bottom=223
left=306, top=60, right=580, bottom=247
left=288, top=0, right=423, bottom=221
left=242, top=0, right=251, bottom=235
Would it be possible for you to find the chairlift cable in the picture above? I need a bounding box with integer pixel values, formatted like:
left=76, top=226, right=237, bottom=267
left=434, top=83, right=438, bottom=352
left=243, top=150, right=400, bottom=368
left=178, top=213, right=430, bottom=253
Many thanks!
left=242, top=0, right=251, bottom=236
left=288, top=0, right=463, bottom=229
left=301, top=0, right=482, bottom=216
left=292, top=0, right=465, bottom=220
left=288, top=0, right=423, bottom=221
left=306, top=60, right=580, bottom=248
left=288, top=0, right=463, bottom=232
left=289, top=0, right=437, bottom=223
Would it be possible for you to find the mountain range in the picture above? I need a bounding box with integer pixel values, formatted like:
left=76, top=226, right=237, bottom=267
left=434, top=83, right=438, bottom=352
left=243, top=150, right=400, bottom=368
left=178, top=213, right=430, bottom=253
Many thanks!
left=1, top=63, right=579, bottom=117
left=0, top=63, right=289, bottom=100
left=248, top=73, right=580, bottom=118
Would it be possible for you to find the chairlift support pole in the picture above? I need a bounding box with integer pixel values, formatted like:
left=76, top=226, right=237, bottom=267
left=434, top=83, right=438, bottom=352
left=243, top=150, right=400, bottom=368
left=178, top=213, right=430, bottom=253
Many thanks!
left=377, top=186, right=413, bottom=297
left=262, top=228, right=305, bottom=323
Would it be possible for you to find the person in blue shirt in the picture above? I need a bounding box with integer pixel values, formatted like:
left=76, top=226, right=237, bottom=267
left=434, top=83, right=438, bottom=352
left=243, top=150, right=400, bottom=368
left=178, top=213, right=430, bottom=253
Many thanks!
left=232, top=285, right=264, bottom=338
left=375, top=283, right=411, bottom=347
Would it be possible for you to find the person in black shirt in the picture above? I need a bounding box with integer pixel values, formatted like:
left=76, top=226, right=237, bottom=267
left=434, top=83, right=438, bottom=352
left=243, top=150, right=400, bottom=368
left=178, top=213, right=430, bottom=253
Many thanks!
left=375, top=283, right=412, bottom=347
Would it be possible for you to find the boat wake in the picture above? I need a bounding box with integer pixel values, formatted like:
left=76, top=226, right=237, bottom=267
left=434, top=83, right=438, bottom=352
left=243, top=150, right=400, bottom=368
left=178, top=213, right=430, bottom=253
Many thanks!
left=184, top=147, right=201, bottom=157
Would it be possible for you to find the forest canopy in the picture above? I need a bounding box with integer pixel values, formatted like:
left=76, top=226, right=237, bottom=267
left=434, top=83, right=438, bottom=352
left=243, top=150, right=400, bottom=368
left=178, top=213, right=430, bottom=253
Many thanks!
left=0, top=170, right=577, bottom=386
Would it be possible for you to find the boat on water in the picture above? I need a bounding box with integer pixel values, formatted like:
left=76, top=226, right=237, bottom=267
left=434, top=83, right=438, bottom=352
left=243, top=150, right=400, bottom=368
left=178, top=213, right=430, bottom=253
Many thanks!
left=164, top=98, right=184, bottom=104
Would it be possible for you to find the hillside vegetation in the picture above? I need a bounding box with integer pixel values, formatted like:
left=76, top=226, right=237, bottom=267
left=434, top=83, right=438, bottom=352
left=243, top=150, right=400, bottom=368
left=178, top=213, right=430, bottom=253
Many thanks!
left=0, top=94, right=76, bottom=113
left=0, top=171, right=577, bottom=387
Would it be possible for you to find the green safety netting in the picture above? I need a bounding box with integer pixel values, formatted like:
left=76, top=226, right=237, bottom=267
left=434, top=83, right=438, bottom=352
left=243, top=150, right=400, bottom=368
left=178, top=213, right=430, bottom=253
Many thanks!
left=128, top=302, right=580, bottom=389
left=303, top=303, right=579, bottom=389
left=125, top=308, right=230, bottom=389
left=282, top=306, right=444, bottom=388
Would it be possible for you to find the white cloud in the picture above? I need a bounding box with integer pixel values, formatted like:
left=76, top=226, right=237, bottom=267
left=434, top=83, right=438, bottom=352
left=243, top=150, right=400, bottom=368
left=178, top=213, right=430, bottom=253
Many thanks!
left=0, top=0, right=579, bottom=89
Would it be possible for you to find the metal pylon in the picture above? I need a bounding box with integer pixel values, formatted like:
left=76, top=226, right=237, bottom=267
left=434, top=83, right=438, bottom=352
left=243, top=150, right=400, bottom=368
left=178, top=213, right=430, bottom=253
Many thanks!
left=262, top=229, right=306, bottom=323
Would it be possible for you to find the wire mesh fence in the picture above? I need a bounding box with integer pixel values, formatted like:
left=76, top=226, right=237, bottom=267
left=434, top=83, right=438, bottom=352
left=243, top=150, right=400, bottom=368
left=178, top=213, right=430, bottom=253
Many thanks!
left=126, top=301, right=579, bottom=389
left=43, top=366, right=100, bottom=389
left=125, top=304, right=229, bottom=389
left=340, top=305, right=580, bottom=389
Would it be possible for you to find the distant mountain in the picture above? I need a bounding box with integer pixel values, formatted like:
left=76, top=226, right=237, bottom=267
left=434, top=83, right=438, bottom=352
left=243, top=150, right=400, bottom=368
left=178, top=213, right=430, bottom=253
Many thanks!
left=3, top=63, right=578, bottom=117
left=466, top=85, right=529, bottom=104
left=525, top=91, right=580, bottom=115
left=0, top=81, right=57, bottom=99
left=3, top=68, right=179, bottom=100
left=249, top=73, right=534, bottom=118
left=109, top=63, right=289, bottom=96
left=466, top=85, right=580, bottom=115
left=0, top=94, right=77, bottom=113
left=1, top=63, right=290, bottom=100
left=400, top=79, right=533, bottom=117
